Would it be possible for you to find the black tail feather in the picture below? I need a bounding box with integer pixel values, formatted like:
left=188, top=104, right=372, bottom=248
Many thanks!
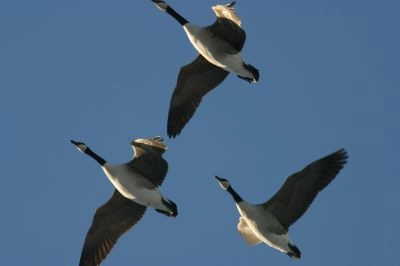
left=156, top=198, right=178, bottom=217
left=237, top=63, right=259, bottom=83
left=287, top=243, right=301, bottom=259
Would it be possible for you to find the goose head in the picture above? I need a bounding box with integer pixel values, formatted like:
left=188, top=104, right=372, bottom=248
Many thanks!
left=71, top=140, right=88, bottom=153
left=151, top=0, right=168, bottom=12
left=215, top=176, right=231, bottom=190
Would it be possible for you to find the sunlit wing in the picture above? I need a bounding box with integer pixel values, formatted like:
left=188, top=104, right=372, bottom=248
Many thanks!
left=212, top=2, right=242, bottom=27
left=237, top=216, right=263, bottom=246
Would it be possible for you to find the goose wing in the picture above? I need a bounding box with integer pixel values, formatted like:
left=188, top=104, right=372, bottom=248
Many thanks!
left=128, top=136, right=168, bottom=187
left=263, top=149, right=348, bottom=230
left=167, top=55, right=229, bottom=138
left=209, top=1, right=246, bottom=51
left=237, top=216, right=263, bottom=246
left=79, top=190, right=146, bottom=266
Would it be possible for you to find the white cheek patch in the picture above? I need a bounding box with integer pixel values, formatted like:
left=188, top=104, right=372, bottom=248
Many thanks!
left=156, top=2, right=168, bottom=12
left=218, top=181, right=229, bottom=190
left=76, top=144, right=87, bottom=153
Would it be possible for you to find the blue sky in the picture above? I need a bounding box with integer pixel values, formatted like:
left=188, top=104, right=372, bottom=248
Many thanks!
left=1, top=0, right=399, bottom=265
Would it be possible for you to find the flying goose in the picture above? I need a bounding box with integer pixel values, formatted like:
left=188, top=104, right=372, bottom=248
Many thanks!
left=151, top=1, right=260, bottom=138
left=215, top=149, right=348, bottom=259
left=71, top=136, right=178, bottom=266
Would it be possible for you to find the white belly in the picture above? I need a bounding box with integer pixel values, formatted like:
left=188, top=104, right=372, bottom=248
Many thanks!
left=183, top=24, right=252, bottom=78
left=101, top=164, right=166, bottom=210
left=237, top=205, right=295, bottom=254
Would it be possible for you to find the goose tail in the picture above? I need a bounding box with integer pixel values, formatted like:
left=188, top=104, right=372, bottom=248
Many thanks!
left=237, top=63, right=259, bottom=83
left=156, top=198, right=178, bottom=217
left=286, top=243, right=301, bottom=259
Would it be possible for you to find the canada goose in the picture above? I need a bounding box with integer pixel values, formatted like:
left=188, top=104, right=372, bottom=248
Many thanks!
left=71, top=136, right=178, bottom=266
left=151, top=1, right=259, bottom=138
left=215, top=149, right=348, bottom=259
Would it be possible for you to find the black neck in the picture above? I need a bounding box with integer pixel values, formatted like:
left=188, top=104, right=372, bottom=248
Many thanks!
left=85, top=148, right=107, bottom=166
left=166, top=5, right=189, bottom=25
left=227, top=186, right=243, bottom=203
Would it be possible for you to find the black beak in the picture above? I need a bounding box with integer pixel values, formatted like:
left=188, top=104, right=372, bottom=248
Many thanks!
left=70, top=140, right=80, bottom=145
left=215, top=175, right=223, bottom=181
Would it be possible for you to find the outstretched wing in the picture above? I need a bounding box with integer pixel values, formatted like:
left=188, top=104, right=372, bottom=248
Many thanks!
left=79, top=190, right=146, bottom=266
left=167, top=56, right=229, bottom=138
left=128, top=136, right=168, bottom=187
left=263, top=149, right=348, bottom=229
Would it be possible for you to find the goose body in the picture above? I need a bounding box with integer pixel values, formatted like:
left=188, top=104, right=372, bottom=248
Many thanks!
left=236, top=201, right=300, bottom=257
left=215, top=149, right=348, bottom=259
left=101, top=163, right=172, bottom=213
left=71, top=136, right=177, bottom=266
left=183, top=23, right=256, bottom=79
left=151, top=1, right=259, bottom=138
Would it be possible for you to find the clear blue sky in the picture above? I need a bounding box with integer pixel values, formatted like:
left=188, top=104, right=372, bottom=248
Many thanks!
left=1, top=0, right=398, bottom=265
